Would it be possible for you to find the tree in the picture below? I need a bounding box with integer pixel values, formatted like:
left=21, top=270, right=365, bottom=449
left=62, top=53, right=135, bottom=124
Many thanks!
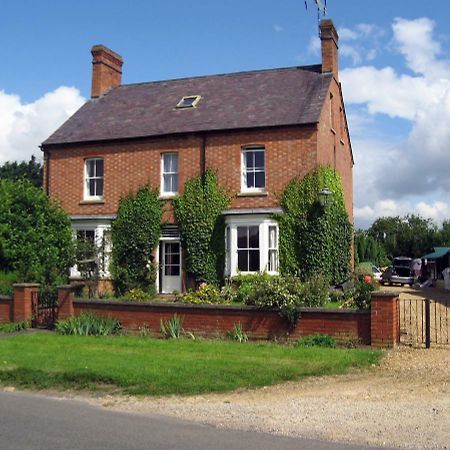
left=368, top=214, right=438, bottom=259
left=111, top=185, right=162, bottom=295
left=354, top=229, right=389, bottom=267
left=0, top=156, right=43, bottom=188
left=437, top=220, right=450, bottom=246
left=0, top=179, right=74, bottom=284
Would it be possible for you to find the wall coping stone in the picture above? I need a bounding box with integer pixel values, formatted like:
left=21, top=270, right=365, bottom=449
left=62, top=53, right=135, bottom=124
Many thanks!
left=0, top=295, right=13, bottom=301
left=371, top=291, right=399, bottom=298
left=12, top=283, right=40, bottom=288
left=73, top=299, right=369, bottom=314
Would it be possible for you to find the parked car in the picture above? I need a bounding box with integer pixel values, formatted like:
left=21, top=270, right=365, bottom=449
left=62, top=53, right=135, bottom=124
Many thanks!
left=381, top=257, right=414, bottom=286
left=372, top=266, right=383, bottom=282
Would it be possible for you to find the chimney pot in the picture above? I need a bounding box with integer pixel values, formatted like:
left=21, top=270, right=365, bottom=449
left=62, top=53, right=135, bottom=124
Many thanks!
left=91, top=45, right=123, bottom=98
left=320, top=19, right=339, bottom=80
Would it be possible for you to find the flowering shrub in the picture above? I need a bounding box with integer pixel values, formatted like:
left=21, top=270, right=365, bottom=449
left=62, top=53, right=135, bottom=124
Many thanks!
left=244, top=275, right=305, bottom=325
left=176, top=284, right=226, bottom=304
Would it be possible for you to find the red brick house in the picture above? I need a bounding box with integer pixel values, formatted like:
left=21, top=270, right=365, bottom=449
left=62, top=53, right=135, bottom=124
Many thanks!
left=42, top=19, right=353, bottom=294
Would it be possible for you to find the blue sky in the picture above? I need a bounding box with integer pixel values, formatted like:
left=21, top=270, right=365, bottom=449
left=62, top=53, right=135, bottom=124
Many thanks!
left=1, top=0, right=450, bottom=228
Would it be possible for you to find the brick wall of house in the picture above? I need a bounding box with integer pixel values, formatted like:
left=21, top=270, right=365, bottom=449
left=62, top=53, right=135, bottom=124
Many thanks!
left=46, top=123, right=350, bottom=222
left=205, top=126, right=318, bottom=210
left=48, top=134, right=202, bottom=223
left=316, top=77, right=353, bottom=222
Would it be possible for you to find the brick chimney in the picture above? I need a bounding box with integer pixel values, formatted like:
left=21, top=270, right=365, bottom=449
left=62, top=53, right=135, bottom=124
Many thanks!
left=91, top=45, right=123, bottom=98
left=320, top=19, right=339, bottom=80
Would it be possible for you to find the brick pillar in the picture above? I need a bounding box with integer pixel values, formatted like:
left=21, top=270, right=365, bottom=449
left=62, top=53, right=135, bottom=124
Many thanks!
left=58, top=285, right=75, bottom=320
left=12, top=283, right=39, bottom=322
left=371, top=291, right=400, bottom=348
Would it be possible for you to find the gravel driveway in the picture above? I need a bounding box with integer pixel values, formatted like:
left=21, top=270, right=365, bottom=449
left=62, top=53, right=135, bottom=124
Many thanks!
left=65, top=347, right=449, bottom=450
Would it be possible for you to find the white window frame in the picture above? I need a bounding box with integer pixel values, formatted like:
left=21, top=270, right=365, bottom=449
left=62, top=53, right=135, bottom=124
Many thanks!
left=241, top=147, right=266, bottom=193
left=160, top=153, right=179, bottom=198
left=224, top=215, right=279, bottom=276
left=84, top=158, right=104, bottom=201
left=70, top=221, right=112, bottom=279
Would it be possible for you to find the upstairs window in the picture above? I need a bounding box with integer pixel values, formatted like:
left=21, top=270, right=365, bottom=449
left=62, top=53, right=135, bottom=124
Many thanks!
left=176, top=95, right=201, bottom=109
left=84, top=158, right=104, bottom=200
left=242, top=147, right=265, bottom=192
left=161, top=153, right=179, bottom=196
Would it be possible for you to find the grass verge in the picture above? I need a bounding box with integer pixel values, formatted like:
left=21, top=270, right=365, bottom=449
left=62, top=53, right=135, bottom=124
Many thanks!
left=0, top=334, right=381, bottom=396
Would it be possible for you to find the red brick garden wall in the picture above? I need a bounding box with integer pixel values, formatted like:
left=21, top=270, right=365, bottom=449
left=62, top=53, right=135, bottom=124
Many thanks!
left=73, top=300, right=371, bottom=344
left=0, top=295, right=13, bottom=324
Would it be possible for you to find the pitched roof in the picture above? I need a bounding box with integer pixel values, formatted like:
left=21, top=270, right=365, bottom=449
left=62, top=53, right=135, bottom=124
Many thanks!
left=43, top=65, right=332, bottom=147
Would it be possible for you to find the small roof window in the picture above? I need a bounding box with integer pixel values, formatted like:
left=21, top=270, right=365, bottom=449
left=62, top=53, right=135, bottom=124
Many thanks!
left=176, top=95, right=201, bottom=109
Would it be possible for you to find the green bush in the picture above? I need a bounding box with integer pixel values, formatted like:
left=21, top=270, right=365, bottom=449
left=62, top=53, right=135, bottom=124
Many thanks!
left=55, top=312, right=122, bottom=336
left=342, top=274, right=379, bottom=310
left=111, top=185, right=162, bottom=296
left=0, top=179, right=74, bottom=285
left=177, top=284, right=225, bottom=304
left=0, top=320, right=29, bottom=333
left=244, top=275, right=305, bottom=326
left=296, top=333, right=336, bottom=348
left=0, top=271, right=19, bottom=296
left=301, top=273, right=330, bottom=307
left=174, top=170, right=230, bottom=285
left=160, top=314, right=184, bottom=339
left=227, top=322, right=248, bottom=342
left=123, top=288, right=152, bottom=302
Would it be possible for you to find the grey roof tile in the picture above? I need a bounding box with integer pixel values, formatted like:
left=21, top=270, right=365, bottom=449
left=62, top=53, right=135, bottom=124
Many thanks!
left=43, top=65, right=331, bottom=146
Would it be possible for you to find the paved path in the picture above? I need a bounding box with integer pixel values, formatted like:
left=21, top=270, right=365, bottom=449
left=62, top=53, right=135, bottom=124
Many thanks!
left=0, top=391, right=386, bottom=450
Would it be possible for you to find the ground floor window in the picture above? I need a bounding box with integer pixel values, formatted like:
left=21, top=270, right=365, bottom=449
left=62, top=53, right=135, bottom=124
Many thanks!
left=70, top=221, right=112, bottom=279
left=224, top=215, right=279, bottom=276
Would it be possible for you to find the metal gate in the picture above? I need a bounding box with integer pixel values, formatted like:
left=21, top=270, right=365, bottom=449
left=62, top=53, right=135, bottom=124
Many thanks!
left=399, top=298, right=450, bottom=347
left=31, top=290, right=58, bottom=329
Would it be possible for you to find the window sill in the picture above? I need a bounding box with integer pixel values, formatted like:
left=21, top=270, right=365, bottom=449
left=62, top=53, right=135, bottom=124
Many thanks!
left=159, top=193, right=178, bottom=200
left=79, top=199, right=105, bottom=205
left=237, top=191, right=268, bottom=198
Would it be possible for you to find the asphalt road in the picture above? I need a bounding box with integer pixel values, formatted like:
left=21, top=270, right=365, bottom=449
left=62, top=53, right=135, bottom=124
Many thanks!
left=0, top=391, right=392, bottom=450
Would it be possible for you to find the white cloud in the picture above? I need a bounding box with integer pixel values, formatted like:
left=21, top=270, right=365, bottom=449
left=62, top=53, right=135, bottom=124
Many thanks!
left=355, top=200, right=450, bottom=229
left=392, top=17, right=449, bottom=79
left=340, top=17, right=450, bottom=228
left=273, top=24, right=284, bottom=33
left=0, top=87, right=85, bottom=164
left=336, top=23, right=384, bottom=66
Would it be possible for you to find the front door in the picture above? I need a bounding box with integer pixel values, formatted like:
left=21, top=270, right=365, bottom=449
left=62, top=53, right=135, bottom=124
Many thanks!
left=161, top=241, right=182, bottom=293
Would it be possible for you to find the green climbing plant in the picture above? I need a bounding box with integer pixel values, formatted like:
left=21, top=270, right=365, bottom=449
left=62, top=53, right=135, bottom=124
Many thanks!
left=276, top=166, right=352, bottom=285
left=111, top=185, right=162, bottom=295
left=174, top=169, right=230, bottom=285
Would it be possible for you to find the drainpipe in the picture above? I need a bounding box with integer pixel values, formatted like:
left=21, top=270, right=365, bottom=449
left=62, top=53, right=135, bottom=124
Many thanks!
left=40, top=145, right=49, bottom=195
left=201, top=134, right=206, bottom=186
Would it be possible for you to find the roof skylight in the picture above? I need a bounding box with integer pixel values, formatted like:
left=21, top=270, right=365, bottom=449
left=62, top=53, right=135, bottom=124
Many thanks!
left=176, top=95, right=201, bottom=109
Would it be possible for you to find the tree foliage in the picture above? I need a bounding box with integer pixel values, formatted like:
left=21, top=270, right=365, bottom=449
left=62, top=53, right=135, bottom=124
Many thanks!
left=0, top=179, right=74, bottom=284
left=276, top=167, right=352, bottom=285
left=368, top=215, right=438, bottom=259
left=354, top=229, right=389, bottom=267
left=111, top=185, right=162, bottom=295
left=0, top=155, right=43, bottom=188
left=174, top=169, right=230, bottom=285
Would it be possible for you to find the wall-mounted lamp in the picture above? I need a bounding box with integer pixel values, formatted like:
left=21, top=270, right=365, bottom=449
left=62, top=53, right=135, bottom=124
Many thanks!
left=318, top=186, right=333, bottom=207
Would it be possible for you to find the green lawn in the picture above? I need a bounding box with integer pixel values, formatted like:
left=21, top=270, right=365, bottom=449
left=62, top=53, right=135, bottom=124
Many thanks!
left=0, top=334, right=380, bottom=396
